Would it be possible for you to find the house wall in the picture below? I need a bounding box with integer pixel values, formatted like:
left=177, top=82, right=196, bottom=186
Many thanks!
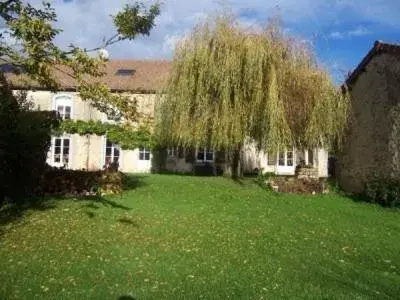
left=25, top=90, right=157, bottom=173
left=338, top=53, right=400, bottom=193
left=25, top=90, right=329, bottom=176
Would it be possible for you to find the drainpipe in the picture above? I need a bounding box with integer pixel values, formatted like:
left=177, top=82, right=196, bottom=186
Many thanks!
left=85, top=103, right=92, bottom=170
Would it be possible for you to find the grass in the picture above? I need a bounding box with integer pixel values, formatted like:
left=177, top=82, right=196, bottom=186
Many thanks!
left=0, top=174, right=399, bottom=299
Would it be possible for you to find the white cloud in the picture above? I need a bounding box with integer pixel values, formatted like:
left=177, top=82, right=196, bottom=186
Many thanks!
left=329, top=31, right=344, bottom=39
left=15, top=0, right=400, bottom=59
left=348, top=25, right=371, bottom=37
left=329, top=25, right=372, bottom=40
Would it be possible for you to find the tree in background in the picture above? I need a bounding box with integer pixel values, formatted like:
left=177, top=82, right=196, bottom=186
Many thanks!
left=0, top=0, right=161, bottom=120
left=156, top=14, right=349, bottom=178
left=0, top=74, right=60, bottom=204
left=0, top=1, right=161, bottom=202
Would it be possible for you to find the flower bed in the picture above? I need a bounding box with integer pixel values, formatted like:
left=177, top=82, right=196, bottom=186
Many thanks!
left=267, top=176, right=328, bottom=194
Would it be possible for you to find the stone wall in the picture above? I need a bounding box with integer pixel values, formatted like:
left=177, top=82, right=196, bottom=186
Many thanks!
left=338, top=53, right=400, bottom=193
left=296, top=167, right=319, bottom=179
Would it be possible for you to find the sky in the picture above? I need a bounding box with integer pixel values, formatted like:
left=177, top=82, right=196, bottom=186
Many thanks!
left=9, top=1, right=400, bottom=82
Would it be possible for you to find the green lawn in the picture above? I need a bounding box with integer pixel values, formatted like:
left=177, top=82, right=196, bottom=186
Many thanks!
left=0, top=175, right=399, bottom=299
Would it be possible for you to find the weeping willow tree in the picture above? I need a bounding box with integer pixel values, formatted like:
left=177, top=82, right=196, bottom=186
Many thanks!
left=156, top=14, right=349, bottom=178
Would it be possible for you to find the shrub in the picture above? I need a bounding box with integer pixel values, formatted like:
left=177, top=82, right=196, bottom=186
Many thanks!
left=194, top=162, right=216, bottom=176
left=256, top=171, right=276, bottom=191
left=35, top=166, right=125, bottom=197
left=365, top=177, right=400, bottom=208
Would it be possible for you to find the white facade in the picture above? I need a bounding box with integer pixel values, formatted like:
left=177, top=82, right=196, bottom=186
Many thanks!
left=21, top=90, right=329, bottom=177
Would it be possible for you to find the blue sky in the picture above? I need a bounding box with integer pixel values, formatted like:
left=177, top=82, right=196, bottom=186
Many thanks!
left=37, top=1, right=400, bottom=82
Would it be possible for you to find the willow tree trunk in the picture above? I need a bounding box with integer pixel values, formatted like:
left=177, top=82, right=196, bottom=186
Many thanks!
left=223, top=146, right=243, bottom=179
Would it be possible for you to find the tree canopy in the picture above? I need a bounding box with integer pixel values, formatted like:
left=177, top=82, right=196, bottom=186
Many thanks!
left=0, top=0, right=161, bottom=121
left=156, top=15, right=349, bottom=156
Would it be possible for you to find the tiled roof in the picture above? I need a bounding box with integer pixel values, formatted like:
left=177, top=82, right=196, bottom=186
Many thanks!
left=345, top=41, right=400, bottom=88
left=4, top=59, right=172, bottom=93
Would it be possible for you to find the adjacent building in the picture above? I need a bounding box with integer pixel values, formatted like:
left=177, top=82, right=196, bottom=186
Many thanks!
left=338, top=41, right=400, bottom=193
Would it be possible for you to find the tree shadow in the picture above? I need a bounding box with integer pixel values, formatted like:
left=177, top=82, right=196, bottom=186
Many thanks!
left=117, top=217, right=139, bottom=227
left=123, top=175, right=149, bottom=191
left=0, top=193, right=132, bottom=240
left=0, top=198, right=57, bottom=240
left=0, top=174, right=150, bottom=241
left=85, top=211, right=96, bottom=218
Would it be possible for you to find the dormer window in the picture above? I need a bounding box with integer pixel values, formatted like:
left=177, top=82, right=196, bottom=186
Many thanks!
left=115, top=69, right=136, bottom=76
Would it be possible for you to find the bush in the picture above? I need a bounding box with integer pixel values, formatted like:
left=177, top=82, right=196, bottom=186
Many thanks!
left=365, top=177, right=400, bottom=208
left=194, top=162, right=216, bottom=176
left=34, top=166, right=125, bottom=197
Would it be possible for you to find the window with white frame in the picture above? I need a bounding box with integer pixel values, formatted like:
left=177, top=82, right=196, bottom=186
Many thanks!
left=105, top=140, right=120, bottom=165
left=53, top=137, right=70, bottom=166
left=167, top=148, right=177, bottom=158
left=278, top=150, right=294, bottom=166
left=54, top=95, right=72, bottom=120
left=197, top=148, right=214, bottom=162
left=139, top=146, right=151, bottom=161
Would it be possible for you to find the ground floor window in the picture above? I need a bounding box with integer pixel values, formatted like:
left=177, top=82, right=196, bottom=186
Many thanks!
left=139, top=147, right=151, bottom=161
left=53, top=137, right=70, bottom=167
left=105, top=140, right=120, bottom=165
left=306, top=149, right=314, bottom=166
left=268, top=150, right=293, bottom=166
left=167, top=148, right=177, bottom=158
left=278, top=150, right=294, bottom=166
left=197, top=148, right=214, bottom=162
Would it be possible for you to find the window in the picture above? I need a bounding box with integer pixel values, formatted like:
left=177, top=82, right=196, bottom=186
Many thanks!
left=53, top=138, right=70, bottom=166
left=105, top=140, right=120, bottom=165
left=287, top=151, right=294, bottom=166
left=116, top=69, right=136, bottom=76
left=278, top=152, right=285, bottom=166
left=167, top=148, right=177, bottom=158
left=197, top=148, right=214, bottom=162
left=57, top=105, right=71, bottom=120
left=278, top=150, right=294, bottom=167
left=106, top=111, right=121, bottom=122
left=53, top=95, right=73, bottom=120
left=307, top=149, right=314, bottom=166
left=139, top=147, right=151, bottom=161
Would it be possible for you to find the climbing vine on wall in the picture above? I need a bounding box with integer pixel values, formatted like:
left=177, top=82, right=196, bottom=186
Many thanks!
left=53, top=120, right=153, bottom=150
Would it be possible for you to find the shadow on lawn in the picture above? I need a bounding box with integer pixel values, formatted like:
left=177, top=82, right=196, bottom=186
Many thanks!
left=123, top=175, right=148, bottom=190
left=0, top=175, right=147, bottom=239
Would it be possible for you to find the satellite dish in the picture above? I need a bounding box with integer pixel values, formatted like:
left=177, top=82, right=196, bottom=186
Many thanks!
left=98, top=48, right=109, bottom=60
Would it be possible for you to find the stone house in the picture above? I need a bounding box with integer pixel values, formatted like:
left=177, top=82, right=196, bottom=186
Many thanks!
left=5, top=60, right=328, bottom=177
left=338, top=41, right=400, bottom=193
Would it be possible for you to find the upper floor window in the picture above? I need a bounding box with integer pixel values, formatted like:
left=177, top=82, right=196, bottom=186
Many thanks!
left=106, top=109, right=122, bottom=122
left=139, top=147, right=151, bottom=161
left=53, top=94, right=73, bottom=120
left=197, top=148, right=213, bottom=162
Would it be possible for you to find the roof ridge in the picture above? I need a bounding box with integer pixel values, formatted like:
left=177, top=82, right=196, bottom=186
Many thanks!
left=344, top=40, right=400, bottom=88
